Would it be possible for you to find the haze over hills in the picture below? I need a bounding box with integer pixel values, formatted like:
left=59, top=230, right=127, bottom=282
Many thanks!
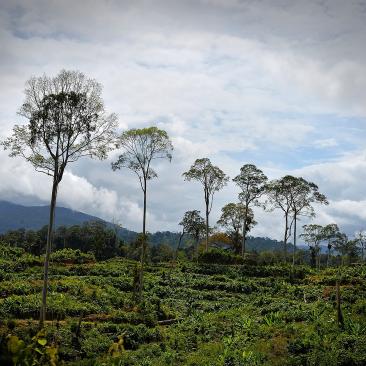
left=0, top=200, right=288, bottom=251
left=0, top=200, right=106, bottom=233
left=0, top=200, right=137, bottom=241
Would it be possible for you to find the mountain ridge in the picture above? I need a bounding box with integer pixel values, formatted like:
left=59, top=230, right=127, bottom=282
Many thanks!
left=0, top=200, right=287, bottom=251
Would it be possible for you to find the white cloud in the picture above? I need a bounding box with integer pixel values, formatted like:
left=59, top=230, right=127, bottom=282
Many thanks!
left=313, top=138, right=338, bottom=149
left=0, top=0, right=366, bottom=238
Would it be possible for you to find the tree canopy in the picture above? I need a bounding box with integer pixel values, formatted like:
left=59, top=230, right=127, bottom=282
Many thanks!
left=183, top=158, right=229, bottom=251
left=217, top=202, right=256, bottom=254
left=112, top=127, right=173, bottom=192
left=233, top=164, right=267, bottom=256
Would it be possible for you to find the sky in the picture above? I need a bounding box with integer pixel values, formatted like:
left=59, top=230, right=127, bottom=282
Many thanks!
left=0, top=0, right=366, bottom=240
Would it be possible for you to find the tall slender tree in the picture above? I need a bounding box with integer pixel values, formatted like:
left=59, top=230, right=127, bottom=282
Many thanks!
left=179, top=210, right=206, bottom=260
left=233, top=164, right=267, bottom=256
left=321, top=223, right=340, bottom=267
left=355, top=230, right=366, bottom=262
left=266, top=176, right=295, bottom=261
left=300, top=224, right=324, bottom=269
left=111, top=127, right=173, bottom=263
left=1, top=70, right=117, bottom=328
left=217, top=202, right=256, bottom=255
left=334, top=233, right=359, bottom=266
left=289, top=177, right=328, bottom=265
left=183, top=158, right=228, bottom=251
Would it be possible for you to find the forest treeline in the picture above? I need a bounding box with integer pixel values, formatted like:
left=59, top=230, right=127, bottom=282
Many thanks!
left=0, top=222, right=287, bottom=264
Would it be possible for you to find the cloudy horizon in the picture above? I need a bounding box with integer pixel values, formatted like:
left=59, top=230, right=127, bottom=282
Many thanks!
left=1, top=0, right=366, bottom=240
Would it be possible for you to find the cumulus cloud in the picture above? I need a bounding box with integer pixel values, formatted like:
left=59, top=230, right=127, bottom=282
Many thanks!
left=0, top=0, right=365, bottom=238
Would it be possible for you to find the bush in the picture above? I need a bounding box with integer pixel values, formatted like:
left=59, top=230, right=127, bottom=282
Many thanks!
left=0, top=243, right=24, bottom=260
left=50, top=249, right=95, bottom=264
left=198, top=249, right=244, bottom=265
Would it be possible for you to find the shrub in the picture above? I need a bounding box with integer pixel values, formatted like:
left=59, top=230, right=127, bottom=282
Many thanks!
left=50, top=248, right=95, bottom=264
left=0, top=243, right=24, bottom=260
left=198, top=249, right=244, bottom=265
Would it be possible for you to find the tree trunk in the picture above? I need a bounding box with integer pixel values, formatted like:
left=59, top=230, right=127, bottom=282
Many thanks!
left=242, top=209, right=248, bottom=258
left=327, top=244, right=331, bottom=267
left=195, top=236, right=199, bottom=262
left=138, top=178, right=147, bottom=303
left=173, top=231, right=184, bottom=265
left=283, top=214, right=288, bottom=263
left=336, top=281, right=344, bottom=328
left=39, top=176, right=58, bottom=328
left=205, top=202, right=209, bottom=252
left=142, top=179, right=147, bottom=264
left=292, top=214, right=297, bottom=266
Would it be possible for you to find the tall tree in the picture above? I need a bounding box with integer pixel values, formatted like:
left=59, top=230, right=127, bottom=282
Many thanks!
left=321, top=223, right=340, bottom=267
left=1, top=70, right=117, bottom=328
left=217, top=202, right=256, bottom=255
left=112, top=127, right=173, bottom=261
left=179, top=210, right=206, bottom=259
left=300, top=224, right=324, bottom=269
left=233, top=164, right=267, bottom=256
left=183, top=158, right=229, bottom=251
left=355, top=230, right=366, bottom=262
left=289, top=177, right=328, bottom=265
left=334, top=233, right=359, bottom=265
left=266, top=176, right=295, bottom=261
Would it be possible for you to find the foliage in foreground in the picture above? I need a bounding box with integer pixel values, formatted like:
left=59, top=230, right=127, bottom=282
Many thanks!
left=0, top=248, right=365, bottom=365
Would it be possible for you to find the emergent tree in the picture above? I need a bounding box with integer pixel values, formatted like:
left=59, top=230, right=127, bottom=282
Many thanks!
left=1, top=70, right=117, bottom=328
left=266, top=176, right=295, bottom=261
left=183, top=158, right=229, bottom=251
left=179, top=210, right=206, bottom=260
left=355, top=230, right=366, bottom=262
left=111, top=127, right=173, bottom=263
left=300, top=224, right=324, bottom=269
left=289, top=177, right=328, bottom=265
left=233, top=164, right=267, bottom=256
left=321, top=223, right=340, bottom=267
left=217, top=202, right=256, bottom=255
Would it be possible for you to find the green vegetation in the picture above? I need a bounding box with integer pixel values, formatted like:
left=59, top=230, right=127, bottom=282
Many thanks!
left=1, top=68, right=365, bottom=365
left=0, top=244, right=365, bottom=365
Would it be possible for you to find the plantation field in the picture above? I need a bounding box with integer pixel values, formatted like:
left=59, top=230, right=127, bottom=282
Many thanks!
left=1, top=249, right=366, bottom=365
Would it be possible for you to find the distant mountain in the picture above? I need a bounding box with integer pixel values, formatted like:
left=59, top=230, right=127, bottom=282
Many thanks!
left=246, top=236, right=289, bottom=252
left=0, top=200, right=285, bottom=252
left=0, top=200, right=104, bottom=232
left=0, top=200, right=138, bottom=242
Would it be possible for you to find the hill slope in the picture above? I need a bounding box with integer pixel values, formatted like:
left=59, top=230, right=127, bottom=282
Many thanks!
left=0, top=200, right=105, bottom=233
left=0, top=200, right=285, bottom=251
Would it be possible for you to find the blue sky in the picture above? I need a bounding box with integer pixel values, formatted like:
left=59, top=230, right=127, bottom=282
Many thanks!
left=0, top=0, right=366, bottom=240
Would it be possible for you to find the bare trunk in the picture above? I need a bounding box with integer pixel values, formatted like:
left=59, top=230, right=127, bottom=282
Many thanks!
left=141, top=179, right=147, bottom=264
left=205, top=201, right=209, bottom=252
left=283, top=214, right=288, bottom=263
left=336, top=281, right=344, bottom=328
left=138, top=179, right=147, bottom=302
left=327, top=244, right=331, bottom=267
left=292, top=214, right=297, bottom=266
left=39, top=176, right=58, bottom=328
left=195, top=237, right=199, bottom=263
left=242, top=209, right=248, bottom=258
left=174, top=231, right=184, bottom=264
